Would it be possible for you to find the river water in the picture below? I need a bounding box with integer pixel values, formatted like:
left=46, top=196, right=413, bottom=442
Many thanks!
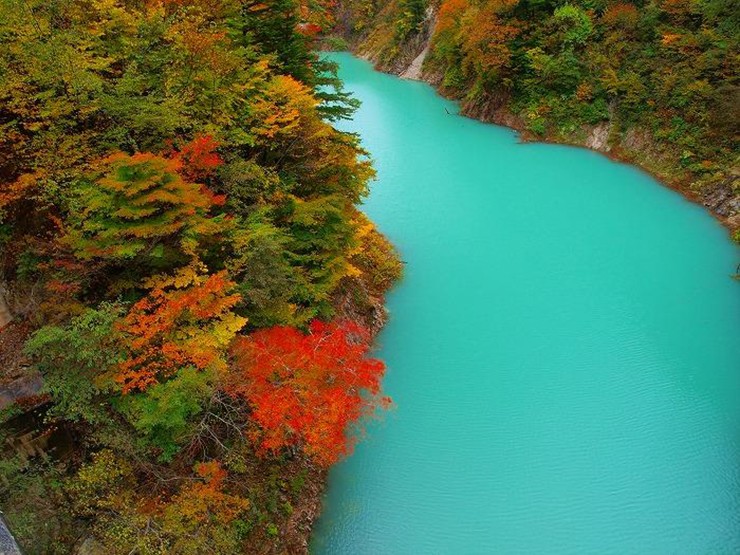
left=312, top=53, right=740, bottom=554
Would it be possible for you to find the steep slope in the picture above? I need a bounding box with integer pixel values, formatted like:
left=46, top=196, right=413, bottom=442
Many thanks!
left=0, top=1, right=400, bottom=553
left=333, top=0, right=740, bottom=237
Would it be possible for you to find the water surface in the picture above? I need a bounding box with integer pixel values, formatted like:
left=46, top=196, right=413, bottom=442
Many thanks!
left=312, top=53, right=740, bottom=554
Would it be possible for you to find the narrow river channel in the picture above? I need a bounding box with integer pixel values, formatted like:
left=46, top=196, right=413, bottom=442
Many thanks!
left=312, top=53, right=740, bottom=554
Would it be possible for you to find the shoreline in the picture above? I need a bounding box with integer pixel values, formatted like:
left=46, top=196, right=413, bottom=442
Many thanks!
left=456, top=103, right=737, bottom=237
left=332, top=42, right=739, bottom=243
left=0, top=281, right=395, bottom=555
left=294, top=282, right=392, bottom=552
left=0, top=271, right=397, bottom=555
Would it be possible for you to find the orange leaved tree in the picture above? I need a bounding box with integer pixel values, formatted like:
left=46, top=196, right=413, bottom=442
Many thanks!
left=227, top=320, right=389, bottom=466
left=117, top=266, right=247, bottom=393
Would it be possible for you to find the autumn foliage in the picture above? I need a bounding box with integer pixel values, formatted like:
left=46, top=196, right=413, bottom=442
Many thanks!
left=460, top=1, right=519, bottom=81
left=65, top=153, right=221, bottom=262
left=1, top=0, right=399, bottom=551
left=170, top=134, right=225, bottom=183
left=162, top=461, right=249, bottom=530
left=436, top=0, right=468, bottom=35
left=602, top=3, right=640, bottom=30
left=117, top=268, right=246, bottom=393
left=227, top=320, right=389, bottom=466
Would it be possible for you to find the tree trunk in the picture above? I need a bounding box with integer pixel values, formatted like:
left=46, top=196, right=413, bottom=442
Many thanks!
left=0, top=287, right=13, bottom=328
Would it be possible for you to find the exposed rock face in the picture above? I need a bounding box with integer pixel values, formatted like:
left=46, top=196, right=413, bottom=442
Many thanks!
left=0, top=514, right=22, bottom=555
left=0, top=323, right=44, bottom=409
left=0, top=372, right=44, bottom=410
left=585, top=122, right=612, bottom=152
left=357, top=6, right=437, bottom=78
left=400, top=42, right=430, bottom=81
left=703, top=175, right=740, bottom=219
left=398, top=7, right=436, bottom=81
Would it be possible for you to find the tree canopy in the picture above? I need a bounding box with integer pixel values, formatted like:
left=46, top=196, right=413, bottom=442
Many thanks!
left=0, top=1, right=400, bottom=552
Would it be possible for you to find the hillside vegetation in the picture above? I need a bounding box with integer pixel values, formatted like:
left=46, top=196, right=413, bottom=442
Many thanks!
left=0, top=1, right=400, bottom=553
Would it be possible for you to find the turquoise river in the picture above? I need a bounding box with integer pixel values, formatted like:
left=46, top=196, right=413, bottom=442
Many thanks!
left=311, top=53, right=740, bottom=553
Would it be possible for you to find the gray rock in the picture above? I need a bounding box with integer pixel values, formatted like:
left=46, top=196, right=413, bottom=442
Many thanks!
left=0, top=372, right=44, bottom=410
left=0, top=513, right=21, bottom=555
left=702, top=176, right=739, bottom=217
left=585, top=122, right=611, bottom=152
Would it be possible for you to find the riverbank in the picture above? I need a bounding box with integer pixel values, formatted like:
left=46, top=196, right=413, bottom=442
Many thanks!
left=293, top=223, right=400, bottom=551
left=448, top=95, right=739, bottom=237
left=458, top=103, right=740, bottom=236
left=327, top=5, right=739, bottom=241
left=0, top=224, right=400, bottom=555
left=257, top=260, right=398, bottom=553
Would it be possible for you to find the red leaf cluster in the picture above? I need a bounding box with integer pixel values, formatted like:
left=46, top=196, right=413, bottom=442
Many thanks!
left=227, top=320, right=389, bottom=466
left=296, top=22, right=323, bottom=36
left=171, top=134, right=224, bottom=183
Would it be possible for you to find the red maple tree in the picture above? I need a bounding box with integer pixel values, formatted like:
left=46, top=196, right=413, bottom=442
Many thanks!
left=171, top=134, right=224, bottom=183
left=227, top=320, right=389, bottom=466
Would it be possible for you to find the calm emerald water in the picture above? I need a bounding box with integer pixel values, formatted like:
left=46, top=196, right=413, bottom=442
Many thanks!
left=312, top=53, right=740, bottom=554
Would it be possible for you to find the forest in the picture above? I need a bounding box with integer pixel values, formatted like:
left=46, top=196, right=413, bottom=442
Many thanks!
left=0, top=0, right=400, bottom=553
left=336, top=0, right=739, bottom=236
left=1, top=0, right=737, bottom=552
